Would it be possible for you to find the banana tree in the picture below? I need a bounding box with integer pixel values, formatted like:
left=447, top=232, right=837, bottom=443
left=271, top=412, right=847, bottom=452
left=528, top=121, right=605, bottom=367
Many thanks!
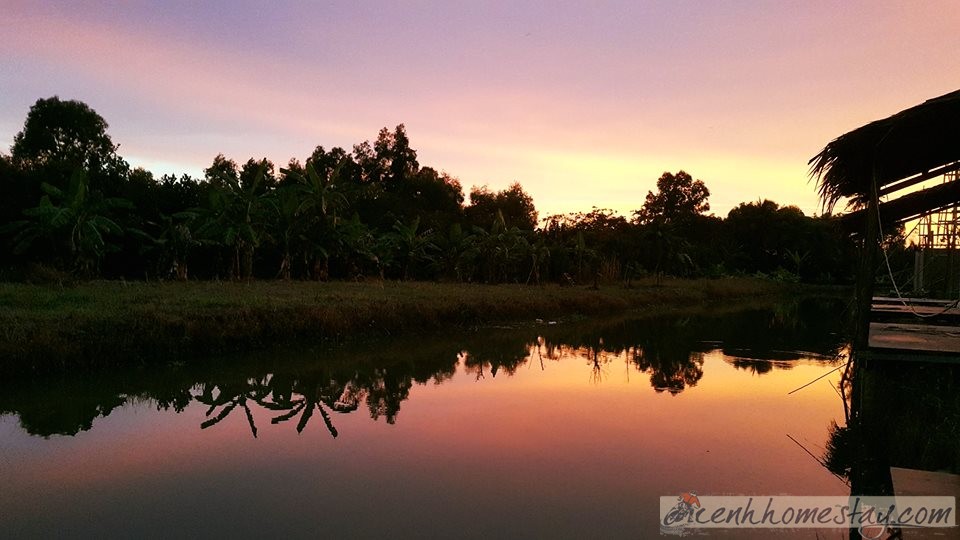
left=3, top=169, right=131, bottom=275
left=526, top=236, right=551, bottom=285
left=137, top=211, right=197, bottom=280
left=476, top=211, right=528, bottom=283
left=195, top=165, right=268, bottom=280
left=434, top=223, right=477, bottom=282
left=383, top=217, right=437, bottom=280
left=266, top=185, right=303, bottom=280
left=279, top=161, right=349, bottom=279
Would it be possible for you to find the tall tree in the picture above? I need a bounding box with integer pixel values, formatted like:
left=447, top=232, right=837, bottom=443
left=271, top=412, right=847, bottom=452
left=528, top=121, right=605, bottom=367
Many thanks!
left=465, top=182, right=537, bottom=231
left=240, top=158, right=276, bottom=193
left=11, top=96, right=129, bottom=196
left=11, top=97, right=120, bottom=172
left=204, top=154, right=239, bottom=188
left=634, top=171, right=709, bottom=225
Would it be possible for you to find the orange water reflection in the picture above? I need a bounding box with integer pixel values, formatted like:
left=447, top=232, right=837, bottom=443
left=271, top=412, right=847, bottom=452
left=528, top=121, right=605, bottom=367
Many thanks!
left=0, top=337, right=848, bottom=538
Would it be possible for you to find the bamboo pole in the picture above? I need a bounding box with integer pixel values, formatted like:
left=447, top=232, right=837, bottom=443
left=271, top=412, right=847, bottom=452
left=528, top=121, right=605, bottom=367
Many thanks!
left=854, top=174, right=881, bottom=350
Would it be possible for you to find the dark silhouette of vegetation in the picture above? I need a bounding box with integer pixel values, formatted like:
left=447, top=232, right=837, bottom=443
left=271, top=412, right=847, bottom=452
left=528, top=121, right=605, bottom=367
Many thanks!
left=634, top=170, right=710, bottom=226
left=0, top=298, right=845, bottom=438
left=2, top=277, right=815, bottom=371
left=1, top=96, right=861, bottom=285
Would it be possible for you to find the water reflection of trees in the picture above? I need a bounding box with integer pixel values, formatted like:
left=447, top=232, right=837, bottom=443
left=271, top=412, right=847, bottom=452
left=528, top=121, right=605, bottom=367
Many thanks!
left=190, top=360, right=449, bottom=438
left=196, top=376, right=270, bottom=437
left=193, top=373, right=357, bottom=438
left=818, top=355, right=959, bottom=539
left=0, top=343, right=462, bottom=438
left=724, top=358, right=795, bottom=375
left=0, top=298, right=849, bottom=438
left=824, top=359, right=960, bottom=486
left=462, top=338, right=531, bottom=380
left=536, top=318, right=708, bottom=394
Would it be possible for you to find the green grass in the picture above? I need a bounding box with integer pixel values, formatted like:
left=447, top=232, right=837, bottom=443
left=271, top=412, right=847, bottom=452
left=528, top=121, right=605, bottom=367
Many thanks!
left=0, top=277, right=846, bottom=371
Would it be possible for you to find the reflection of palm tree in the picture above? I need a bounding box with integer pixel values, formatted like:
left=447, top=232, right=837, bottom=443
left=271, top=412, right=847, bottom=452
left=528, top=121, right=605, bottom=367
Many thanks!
left=260, top=384, right=339, bottom=438
left=2, top=342, right=461, bottom=440
left=195, top=377, right=271, bottom=438
left=258, top=375, right=365, bottom=437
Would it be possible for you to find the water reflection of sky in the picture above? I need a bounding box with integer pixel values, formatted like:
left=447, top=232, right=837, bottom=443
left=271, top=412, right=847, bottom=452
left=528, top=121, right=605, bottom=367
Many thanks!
left=0, top=343, right=848, bottom=538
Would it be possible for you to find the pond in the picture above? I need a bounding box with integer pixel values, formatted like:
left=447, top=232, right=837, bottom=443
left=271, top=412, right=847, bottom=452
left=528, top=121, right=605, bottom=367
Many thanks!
left=0, top=298, right=857, bottom=538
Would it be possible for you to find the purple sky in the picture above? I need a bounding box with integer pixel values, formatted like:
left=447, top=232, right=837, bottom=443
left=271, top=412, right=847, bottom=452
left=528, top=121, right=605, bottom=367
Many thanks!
left=3, top=1, right=959, bottom=218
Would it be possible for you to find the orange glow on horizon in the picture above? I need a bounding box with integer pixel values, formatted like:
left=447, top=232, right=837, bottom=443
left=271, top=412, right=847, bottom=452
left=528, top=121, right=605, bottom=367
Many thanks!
left=4, top=3, right=960, bottom=218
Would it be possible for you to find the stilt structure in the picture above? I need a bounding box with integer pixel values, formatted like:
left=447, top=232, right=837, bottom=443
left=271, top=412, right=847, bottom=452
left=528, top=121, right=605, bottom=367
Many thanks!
left=810, top=90, right=960, bottom=350
left=914, top=167, right=960, bottom=296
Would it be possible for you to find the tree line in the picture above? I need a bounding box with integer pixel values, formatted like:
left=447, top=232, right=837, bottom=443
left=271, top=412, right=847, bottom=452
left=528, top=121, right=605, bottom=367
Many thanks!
left=0, top=96, right=857, bottom=284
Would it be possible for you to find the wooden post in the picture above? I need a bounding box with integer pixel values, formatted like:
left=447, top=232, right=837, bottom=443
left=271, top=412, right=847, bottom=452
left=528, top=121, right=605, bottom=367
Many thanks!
left=854, top=176, right=881, bottom=350
left=913, top=247, right=924, bottom=294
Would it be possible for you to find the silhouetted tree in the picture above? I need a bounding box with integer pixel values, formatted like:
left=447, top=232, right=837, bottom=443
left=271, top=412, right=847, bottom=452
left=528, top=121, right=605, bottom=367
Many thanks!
left=465, top=182, right=537, bottom=231
left=195, top=159, right=269, bottom=279
left=3, top=170, right=132, bottom=275
left=634, top=170, right=709, bottom=225
left=11, top=96, right=129, bottom=197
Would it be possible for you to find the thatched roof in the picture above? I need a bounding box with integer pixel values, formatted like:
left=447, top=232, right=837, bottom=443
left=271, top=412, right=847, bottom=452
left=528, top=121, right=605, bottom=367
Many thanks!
left=810, top=89, right=960, bottom=211
left=839, top=179, right=960, bottom=233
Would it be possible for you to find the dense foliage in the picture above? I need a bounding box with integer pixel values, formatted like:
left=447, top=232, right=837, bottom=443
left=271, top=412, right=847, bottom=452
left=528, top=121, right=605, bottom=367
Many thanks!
left=1, top=97, right=858, bottom=284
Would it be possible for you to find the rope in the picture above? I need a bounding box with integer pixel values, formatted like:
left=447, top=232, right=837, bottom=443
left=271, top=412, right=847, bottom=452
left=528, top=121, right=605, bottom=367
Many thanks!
left=873, top=178, right=960, bottom=318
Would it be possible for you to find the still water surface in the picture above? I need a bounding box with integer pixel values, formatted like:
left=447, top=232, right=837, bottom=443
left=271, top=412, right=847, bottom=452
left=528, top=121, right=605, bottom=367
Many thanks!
left=0, top=300, right=851, bottom=538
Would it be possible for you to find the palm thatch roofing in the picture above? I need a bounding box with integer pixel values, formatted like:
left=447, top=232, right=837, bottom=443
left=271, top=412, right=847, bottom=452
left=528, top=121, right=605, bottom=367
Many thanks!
left=810, top=89, right=960, bottom=212
left=839, top=179, right=960, bottom=233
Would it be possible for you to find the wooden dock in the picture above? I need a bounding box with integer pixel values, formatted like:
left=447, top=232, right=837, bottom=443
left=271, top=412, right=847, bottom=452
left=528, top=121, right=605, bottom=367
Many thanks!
left=890, top=467, right=960, bottom=539
left=867, top=298, right=960, bottom=363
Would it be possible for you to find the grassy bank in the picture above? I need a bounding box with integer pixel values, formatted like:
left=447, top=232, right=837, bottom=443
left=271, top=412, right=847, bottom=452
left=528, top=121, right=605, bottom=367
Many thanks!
left=0, top=277, right=847, bottom=371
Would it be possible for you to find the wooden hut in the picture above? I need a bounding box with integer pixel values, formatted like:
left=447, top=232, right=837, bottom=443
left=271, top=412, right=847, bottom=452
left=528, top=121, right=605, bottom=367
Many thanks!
left=809, top=89, right=960, bottom=347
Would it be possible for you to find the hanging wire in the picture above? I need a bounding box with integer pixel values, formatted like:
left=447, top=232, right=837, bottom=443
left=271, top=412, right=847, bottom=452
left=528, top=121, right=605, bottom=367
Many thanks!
left=873, top=174, right=960, bottom=318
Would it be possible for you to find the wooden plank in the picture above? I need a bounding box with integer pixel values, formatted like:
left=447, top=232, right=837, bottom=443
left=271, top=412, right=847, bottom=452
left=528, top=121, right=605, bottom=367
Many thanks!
left=892, top=467, right=960, bottom=497
left=890, top=467, right=960, bottom=540
left=872, top=305, right=960, bottom=317
left=863, top=349, right=960, bottom=364
left=869, top=322, right=960, bottom=355
left=874, top=297, right=957, bottom=307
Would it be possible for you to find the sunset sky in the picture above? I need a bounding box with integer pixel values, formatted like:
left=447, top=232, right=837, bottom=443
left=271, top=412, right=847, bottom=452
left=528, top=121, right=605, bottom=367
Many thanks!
left=3, top=1, right=959, bottom=219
